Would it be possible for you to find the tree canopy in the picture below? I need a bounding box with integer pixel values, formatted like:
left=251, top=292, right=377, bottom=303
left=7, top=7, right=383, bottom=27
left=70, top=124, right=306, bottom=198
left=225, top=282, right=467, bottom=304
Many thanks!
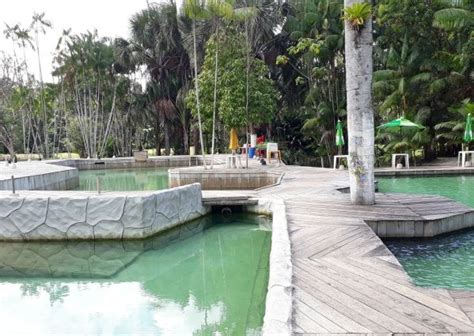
left=186, top=28, right=278, bottom=130
left=0, top=0, right=472, bottom=165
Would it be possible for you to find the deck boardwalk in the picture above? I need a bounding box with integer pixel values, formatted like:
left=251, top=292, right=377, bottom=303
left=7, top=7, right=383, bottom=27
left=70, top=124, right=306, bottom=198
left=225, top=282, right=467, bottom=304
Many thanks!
left=254, top=166, right=474, bottom=335
left=203, top=163, right=473, bottom=334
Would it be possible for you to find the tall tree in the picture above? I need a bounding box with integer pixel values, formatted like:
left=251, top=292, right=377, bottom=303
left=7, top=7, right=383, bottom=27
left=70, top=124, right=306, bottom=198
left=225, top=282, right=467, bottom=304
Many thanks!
left=186, top=27, right=278, bottom=136
left=31, top=12, right=52, bottom=158
left=115, top=2, right=190, bottom=155
left=206, top=0, right=234, bottom=168
left=54, top=31, right=118, bottom=158
left=184, top=0, right=208, bottom=166
left=343, top=0, right=375, bottom=205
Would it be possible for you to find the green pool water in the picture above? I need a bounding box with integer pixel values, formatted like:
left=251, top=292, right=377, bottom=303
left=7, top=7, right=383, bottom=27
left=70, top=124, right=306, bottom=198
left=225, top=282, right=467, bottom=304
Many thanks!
left=0, top=214, right=271, bottom=335
left=379, top=175, right=474, bottom=289
left=76, top=168, right=169, bottom=191
left=378, top=175, right=474, bottom=207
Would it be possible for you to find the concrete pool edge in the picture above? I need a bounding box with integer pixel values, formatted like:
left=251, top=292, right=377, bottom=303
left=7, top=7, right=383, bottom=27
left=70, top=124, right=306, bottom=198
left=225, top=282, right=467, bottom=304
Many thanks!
left=375, top=166, right=474, bottom=176
left=0, top=156, right=211, bottom=191
left=244, top=199, right=293, bottom=336
left=169, top=166, right=284, bottom=190
left=0, top=184, right=210, bottom=241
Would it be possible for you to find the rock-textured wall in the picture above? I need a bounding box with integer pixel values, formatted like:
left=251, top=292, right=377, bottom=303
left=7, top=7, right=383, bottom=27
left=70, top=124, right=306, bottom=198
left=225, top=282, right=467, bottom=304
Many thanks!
left=0, top=183, right=208, bottom=241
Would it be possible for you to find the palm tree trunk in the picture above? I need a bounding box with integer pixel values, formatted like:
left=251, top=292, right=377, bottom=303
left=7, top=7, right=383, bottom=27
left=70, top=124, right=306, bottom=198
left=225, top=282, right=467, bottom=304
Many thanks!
left=155, top=120, right=161, bottom=156
left=344, top=0, right=375, bottom=205
left=182, top=123, right=189, bottom=154
left=35, top=31, right=49, bottom=159
left=210, top=20, right=220, bottom=169
left=245, top=19, right=250, bottom=169
left=164, top=122, right=170, bottom=155
left=192, top=19, right=207, bottom=168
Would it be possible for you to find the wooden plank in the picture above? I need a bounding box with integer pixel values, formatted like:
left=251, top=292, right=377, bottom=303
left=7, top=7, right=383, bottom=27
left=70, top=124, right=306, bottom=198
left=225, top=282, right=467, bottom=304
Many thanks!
left=293, top=303, right=330, bottom=333
left=294, top=290, right=371, bottom=333
left=298, top=258, right=473, bottom=333
left=294, top=299, right=347, bottom=333
left=297, top=259, right=441, bottom=333
left=315, top=258, right=473, bottom=326
left=294, top=265, right=414, bottom=333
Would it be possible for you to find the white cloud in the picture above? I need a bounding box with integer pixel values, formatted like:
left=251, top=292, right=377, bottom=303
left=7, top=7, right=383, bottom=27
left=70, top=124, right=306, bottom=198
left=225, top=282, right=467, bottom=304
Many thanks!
left=0, top=0, right=149, bottom=82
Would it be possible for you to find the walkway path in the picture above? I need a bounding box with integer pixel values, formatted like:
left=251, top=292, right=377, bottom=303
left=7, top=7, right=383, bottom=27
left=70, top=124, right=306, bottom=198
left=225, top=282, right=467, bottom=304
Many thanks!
left=254, top=166, right=474, bottom=335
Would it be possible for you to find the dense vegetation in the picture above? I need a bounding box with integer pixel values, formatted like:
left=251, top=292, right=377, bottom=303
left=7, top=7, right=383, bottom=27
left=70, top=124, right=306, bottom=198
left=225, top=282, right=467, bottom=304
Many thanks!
left=0, top=0, right=472, bottom=166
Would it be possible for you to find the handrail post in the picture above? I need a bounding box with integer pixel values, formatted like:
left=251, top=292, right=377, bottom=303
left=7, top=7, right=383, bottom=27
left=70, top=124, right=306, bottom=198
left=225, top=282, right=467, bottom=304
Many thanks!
left=11, top=175, right=19, bottom=197
left=96, top=176, right=101, bottom=195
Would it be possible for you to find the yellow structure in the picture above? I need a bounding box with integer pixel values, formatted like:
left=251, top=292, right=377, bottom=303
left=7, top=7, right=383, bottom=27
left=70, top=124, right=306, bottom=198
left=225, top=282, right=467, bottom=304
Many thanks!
left=229, top=128, right=239, bottom=151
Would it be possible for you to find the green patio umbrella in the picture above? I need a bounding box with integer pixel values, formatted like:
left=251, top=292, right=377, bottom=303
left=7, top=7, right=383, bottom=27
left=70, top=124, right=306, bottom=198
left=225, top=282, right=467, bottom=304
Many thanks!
left=463, top=113, right=473, bottom=145
left=335, top=120, right=345, bottom=154
left=377, top=116, right=425, bottom=130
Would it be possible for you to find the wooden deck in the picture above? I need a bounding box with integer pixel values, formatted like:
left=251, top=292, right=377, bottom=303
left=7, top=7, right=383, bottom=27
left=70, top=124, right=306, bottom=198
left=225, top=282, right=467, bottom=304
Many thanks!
left=255, top=166, right=474, bottom=335
left=287, top=196, right=474, bottom=334
left=202, top=163, right=474, bottom=334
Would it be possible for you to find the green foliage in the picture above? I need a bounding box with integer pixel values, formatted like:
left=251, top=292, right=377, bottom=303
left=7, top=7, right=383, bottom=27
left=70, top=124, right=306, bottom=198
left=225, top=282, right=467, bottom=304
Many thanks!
left=184, top=0, right=209, bottom=20
left=433, top=8, right=473, bottom=30
left=275, top=0, right=346, bottom=159
left=342, top=2, right=372, bottom=31
left=186, top=28, right=278, bottom=129
left=1, top=0, right=473, bottom=165
left=435, top=99, right=474, bottom=146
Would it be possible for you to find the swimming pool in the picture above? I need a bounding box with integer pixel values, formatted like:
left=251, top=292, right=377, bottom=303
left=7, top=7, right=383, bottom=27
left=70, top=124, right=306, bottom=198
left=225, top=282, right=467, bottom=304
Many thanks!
left=378, top=175, right=474, bottom=207
left=0, top=213, right=271, bottom=334
left=379, top=175, right=474, bottom=289
left=75, top=168, right=169, bottom=191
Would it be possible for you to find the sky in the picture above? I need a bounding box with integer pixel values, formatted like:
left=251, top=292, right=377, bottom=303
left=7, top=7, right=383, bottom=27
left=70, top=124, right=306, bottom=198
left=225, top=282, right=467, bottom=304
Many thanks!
left=0, top=0, right=155, bottom=82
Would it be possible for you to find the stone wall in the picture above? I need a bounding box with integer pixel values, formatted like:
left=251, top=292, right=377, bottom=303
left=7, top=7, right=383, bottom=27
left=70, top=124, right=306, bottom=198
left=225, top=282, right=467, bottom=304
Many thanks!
left=0, top=183, right=209, bottom=241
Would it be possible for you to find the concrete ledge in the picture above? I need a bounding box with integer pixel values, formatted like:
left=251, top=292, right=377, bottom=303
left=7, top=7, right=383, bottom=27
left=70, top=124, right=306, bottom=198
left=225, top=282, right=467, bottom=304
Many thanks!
left=375, top=167, right=474, bottom=176
left=53, top=155, right=208, bottom=170
left=245, top=199, right=293, bottom=336
left=0, top=164, right=78, bottom=191
left=0, top=156, right=212, bottom=191
left=169, top=167, right=283, bottom=190
left=0, top=183, right=209, bottom=241
left=367, top=209, right=474, bottom=238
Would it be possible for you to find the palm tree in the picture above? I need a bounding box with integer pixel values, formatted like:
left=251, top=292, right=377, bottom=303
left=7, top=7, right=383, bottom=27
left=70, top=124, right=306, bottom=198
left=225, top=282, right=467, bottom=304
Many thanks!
left=30, top=12, right=52, bottom=158
left=234, top=3, right=258, bottom=169
left=115, top=2, right=189, bottom=156
left=373, top=35, right=429, bottom=118
left=344, top=0, right=375, bottom=205
left=184, top=0, right=208, bottom=167
left=206, top=0, right=234, bottom=168
left=433, top=0, right=473, bottom=31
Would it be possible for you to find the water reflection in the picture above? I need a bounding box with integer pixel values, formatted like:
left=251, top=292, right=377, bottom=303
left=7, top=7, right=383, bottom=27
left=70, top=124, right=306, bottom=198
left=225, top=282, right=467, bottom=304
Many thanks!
left=0, top=214, right=271, bottom=335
